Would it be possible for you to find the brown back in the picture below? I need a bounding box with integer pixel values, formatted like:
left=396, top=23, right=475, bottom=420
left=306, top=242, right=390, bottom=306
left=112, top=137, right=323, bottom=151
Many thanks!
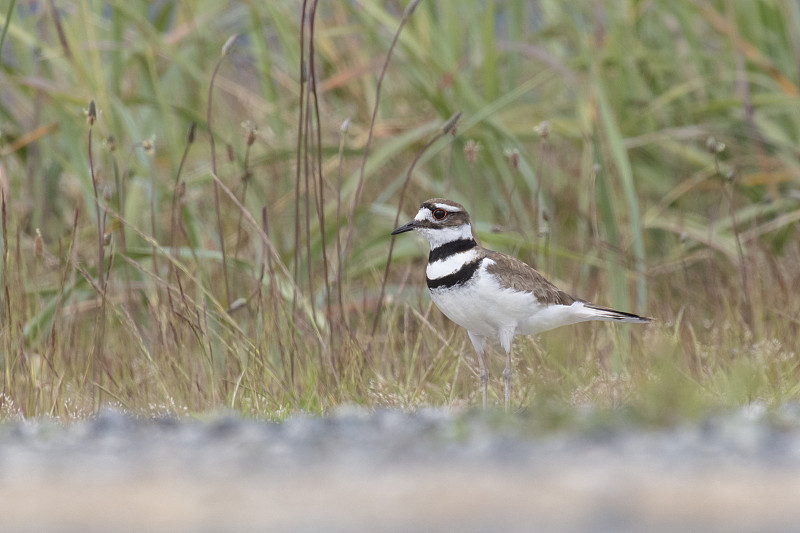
left=484, top=249, right=576, bottom=306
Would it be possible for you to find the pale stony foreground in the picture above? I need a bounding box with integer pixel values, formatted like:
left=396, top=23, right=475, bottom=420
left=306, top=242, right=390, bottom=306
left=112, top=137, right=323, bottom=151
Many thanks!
left=1, top=404, right=800, bottom=532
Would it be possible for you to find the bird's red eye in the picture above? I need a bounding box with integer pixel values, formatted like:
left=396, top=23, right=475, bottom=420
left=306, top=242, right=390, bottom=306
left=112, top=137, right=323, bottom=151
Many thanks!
left=432, top=209, right=447, bottom=220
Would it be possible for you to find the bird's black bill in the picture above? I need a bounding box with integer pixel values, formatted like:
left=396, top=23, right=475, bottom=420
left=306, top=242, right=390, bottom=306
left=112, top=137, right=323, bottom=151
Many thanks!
left=391, top=221, right=417, bottom=235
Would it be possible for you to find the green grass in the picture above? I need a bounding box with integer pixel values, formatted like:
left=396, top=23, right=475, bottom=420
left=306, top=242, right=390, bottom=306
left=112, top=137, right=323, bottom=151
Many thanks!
left=1, top=1, right=799, bottom=422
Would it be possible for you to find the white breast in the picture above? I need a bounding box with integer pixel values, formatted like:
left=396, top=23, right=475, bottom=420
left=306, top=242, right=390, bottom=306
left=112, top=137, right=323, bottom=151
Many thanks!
left=429, top=259, right=541, bottom=338
left=426, top=249, right=479, bottom=279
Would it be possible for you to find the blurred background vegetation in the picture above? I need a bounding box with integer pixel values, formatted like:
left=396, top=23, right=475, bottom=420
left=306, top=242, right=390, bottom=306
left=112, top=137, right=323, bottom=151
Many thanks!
left=0, top=0, right=798, bottom=420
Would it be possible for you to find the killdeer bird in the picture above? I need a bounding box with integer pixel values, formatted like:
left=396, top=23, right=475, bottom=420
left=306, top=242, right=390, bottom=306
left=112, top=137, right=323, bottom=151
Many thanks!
left=392, top=198, right=651, bottom=410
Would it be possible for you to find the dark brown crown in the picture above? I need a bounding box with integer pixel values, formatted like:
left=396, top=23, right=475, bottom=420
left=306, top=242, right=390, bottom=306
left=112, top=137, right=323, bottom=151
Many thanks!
left=416, top=198, right=472, bottom=228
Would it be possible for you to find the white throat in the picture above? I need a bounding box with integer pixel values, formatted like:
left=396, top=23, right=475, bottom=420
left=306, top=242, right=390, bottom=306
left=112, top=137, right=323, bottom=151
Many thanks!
left=417, top=224, right=474, bottom=249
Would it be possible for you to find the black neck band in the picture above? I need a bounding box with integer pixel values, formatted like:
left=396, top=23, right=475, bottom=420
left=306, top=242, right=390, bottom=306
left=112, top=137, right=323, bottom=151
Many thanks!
left=427, top=259, right=481, bottom=289
left=428, top=238, right=477, bottom=263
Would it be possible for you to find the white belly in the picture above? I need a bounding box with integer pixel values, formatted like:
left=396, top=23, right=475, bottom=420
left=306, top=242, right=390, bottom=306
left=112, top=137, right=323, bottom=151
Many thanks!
left=429, top=261, right=590, bottom=338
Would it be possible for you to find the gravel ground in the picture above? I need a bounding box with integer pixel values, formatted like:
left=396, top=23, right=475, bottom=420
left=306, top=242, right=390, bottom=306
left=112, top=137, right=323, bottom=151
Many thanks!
left=2, top=404, right=800, bottom=532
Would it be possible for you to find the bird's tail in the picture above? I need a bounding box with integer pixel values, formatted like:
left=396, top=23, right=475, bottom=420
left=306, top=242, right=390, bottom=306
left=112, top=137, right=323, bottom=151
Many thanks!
left=581, top=303, right=652, bottom=324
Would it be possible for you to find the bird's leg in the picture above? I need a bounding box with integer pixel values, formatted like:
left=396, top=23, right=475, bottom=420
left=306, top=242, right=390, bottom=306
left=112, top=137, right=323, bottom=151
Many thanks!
left=499, top=328, right=516, bottom=413
left=477, top=351, right=488, bottom=410
left=467, top=331, right=489, bottom=409
left=502, top=364, right=511, bottom=412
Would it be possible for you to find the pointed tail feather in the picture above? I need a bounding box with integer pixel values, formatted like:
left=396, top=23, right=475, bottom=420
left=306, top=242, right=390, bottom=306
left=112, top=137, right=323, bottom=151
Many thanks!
left=582, top=303, right=652, bottom=323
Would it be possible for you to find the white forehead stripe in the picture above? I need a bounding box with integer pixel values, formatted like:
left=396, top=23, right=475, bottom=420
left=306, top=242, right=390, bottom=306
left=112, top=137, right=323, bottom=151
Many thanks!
left=433, top=203, right=462, bottom=211
left=414, top=203, right=463, bottom=221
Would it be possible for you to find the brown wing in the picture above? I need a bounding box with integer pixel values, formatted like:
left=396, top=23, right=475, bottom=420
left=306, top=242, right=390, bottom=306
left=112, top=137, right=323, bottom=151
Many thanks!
left=483, top=249, right=577, bottom=306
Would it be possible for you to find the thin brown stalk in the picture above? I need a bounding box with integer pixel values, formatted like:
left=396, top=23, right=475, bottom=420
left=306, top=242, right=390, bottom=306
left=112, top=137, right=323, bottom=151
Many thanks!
left=201, top=301, right=217, bottom=404
left=209, top=171, right=309, bottom=310
left=714, top=154, right=753, bottom=330
left=534, top=124, right=555, bottom=274
left=208, top=170, right=324, bottom=351
left=343, top=0, right=423, bottom=264
left=208, top=35, right=238, bottom=306
left=1, top=191, right=10, bottom=391
left=727, top=0, right=770, bottom=197
left=335, top=119, right=350, bottom=334
left=589, top=162, right=601, bottom=247
left=302, top=48, right=334, bottom=387
left=109, top=137, right=135, bottom=343
left=292, top=0, right=309, bottom=321
left=234, top=131, right=254, bottom=261
left=0, top=0, right=16, bottom=55
left=13, top=226, right=26, bottom=339
left=308, top=0, right=334, bottom=357
left=725, top=182, right=752, bottom=328
left=87, top=101, right=107, bottom=407
left=47, top=0, right=71, bottom=59
left=48, top=208, right=79, bottom=365
left=106, top=138, right=125, bottom=251
left=262, top=206, right=289, bottom=386
left=146, top=144, right=160, bottom=279
left=115, top=146, right=139, bottom=312
left=87, top=102, right=104, bottom=295
left=533, top=127, right=549, bottom=237
left=100, top=245, right=116, bottom=384
left=170, top=122, right=196, bottom=252
left=467, top=152, right=477, bottom=221
left=443, top=126, right=456, bottom=193
left=303, top=61, right=317, bottom=327
left=166, top=123, right=195, bottom=322
left=372, top=111, right=461, bottom=335
left=167, top=122, right=197, bottom=328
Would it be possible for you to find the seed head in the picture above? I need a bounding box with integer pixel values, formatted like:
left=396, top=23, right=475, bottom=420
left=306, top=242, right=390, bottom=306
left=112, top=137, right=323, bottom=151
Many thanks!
left=441, top=111, right=462, bottom=135
left=227, top=297, right=248, bottom=314
left=187, top=122, right=197, bottom=144
left=241, top=120, right=258, bottom=147
left=504, top=148, right=520, bottom=171
left=221, top=34, right=238, bottom=57
left=534, top=120, right=550, bottom=139
left=86, top=100, right=97, bottom=126
left=464, top=139, right=481, bottom=167
left=706, top=136, right=725, bottom=154
left=34, top=228, right=43, bottom=259
left=141, top=135, right=156, bottom=157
